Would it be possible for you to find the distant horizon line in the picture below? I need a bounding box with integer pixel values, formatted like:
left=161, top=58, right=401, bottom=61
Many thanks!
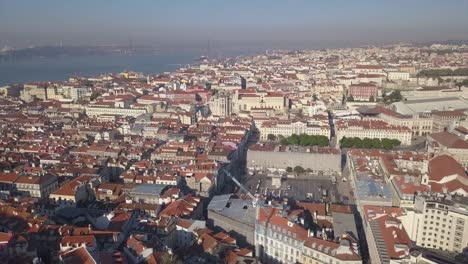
left=3, top=39, right=468, bottom=52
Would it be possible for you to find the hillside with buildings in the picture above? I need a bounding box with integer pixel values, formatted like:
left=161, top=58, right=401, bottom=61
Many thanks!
left=1, top=43, right=468, bottom=263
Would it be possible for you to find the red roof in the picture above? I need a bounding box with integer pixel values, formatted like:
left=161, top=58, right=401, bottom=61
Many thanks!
left=60, top=246, right=96, bottom=264
left=60, top=235, right=96, bottom=247
left=0, top=173, right=19, bottom=183
left=362, top=205, right=405, bottom=222
left=374, top=215, right=412, bottom=260
left=428, top=155, right=466, bottom=182
left=257, top=207, right=308, bottom=241
left=429, top=132, right=468, bottom=149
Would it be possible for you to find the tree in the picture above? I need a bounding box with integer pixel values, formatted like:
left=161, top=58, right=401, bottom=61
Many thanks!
left=281, top=134, right=329, bottom=147
left=317, top=136, right=329, bottom=147
left=461, top=79, right=468, bottom=87
left=340, top=137, right=349, bottom=148
left=353, top=138, right=363, bottom=148
left=389, top=90, right=403, bottom=102
left=371, top=138, right=382, bottom=149
left=286, top=167, right=293, bottom=173
left=267, top=134, right=277, bottom=141
left=90, top=91, right=100, bottom=101
left=306, top=135, right=318, bottom=146
left=369, top=96, right=375, bottom=102
left=299, top=134, right=310, bottom=146
left=391, top=139, right=401, bottom=147
left=383, top=90, right=403, bottom=105
left=289, top=134, right=300, bottom=145
left=455, top=81, right=463, bottom=91
left=294, top=166, right=305, bottom=174
left=362, top=138, right=373, bottom=149
left=347, top=96, right=355, bottom=102
left=382, top=138, right=394, bottom=150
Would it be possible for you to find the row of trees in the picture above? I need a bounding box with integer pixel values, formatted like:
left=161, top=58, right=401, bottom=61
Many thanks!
left=418, top=68, right=468, bottom=77
left=347, top=90, right=403, bottom=104
left=382, top=90, right=403, bottom=104
left=286, top=166, right=306, bottom=174
left=455, top=79, right=468, bottom=87
left=340, top=137, right=401, bottom=150
left=277, top=134, right=329, bottom=147
left=347, top=95, right=375, bottom=102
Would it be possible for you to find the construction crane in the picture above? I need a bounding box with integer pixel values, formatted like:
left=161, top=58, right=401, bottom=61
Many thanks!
left=221, top=168, right=258, bottom=206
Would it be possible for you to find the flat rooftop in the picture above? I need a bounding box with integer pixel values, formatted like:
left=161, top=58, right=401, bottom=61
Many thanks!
left=249, top=144, right=340, bottom=155
left=130, top=183, right=167, bottom=196
left=245, top=172, right=342, bottom=203
left=207, top=194, right=257, bottom=226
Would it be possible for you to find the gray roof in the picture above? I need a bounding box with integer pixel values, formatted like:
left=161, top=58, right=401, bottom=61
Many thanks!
left=208, top=194, right=256, bottom=226
left=390, top=97, right=468, bottom=115
left=130, top=183, right=167, bottom=196
left=332, top=212, right=359, bottom=241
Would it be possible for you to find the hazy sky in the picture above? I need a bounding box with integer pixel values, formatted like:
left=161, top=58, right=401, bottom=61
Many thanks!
left=1, top=0, right=467, bottom=49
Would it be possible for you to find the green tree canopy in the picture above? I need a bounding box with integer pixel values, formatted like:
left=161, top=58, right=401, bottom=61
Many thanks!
left=279, top=134, right=329, bottom=147
left=294, top=166, right=305, bottom=174
left=340, top=137, right=400, bottom=150
left=267, top=134, right=277, bottom=141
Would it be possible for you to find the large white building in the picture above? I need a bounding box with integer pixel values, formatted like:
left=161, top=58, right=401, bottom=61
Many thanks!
left=335, top=120, right=412, bottom=145
left=360, top=106, right=433, bottom=136
left=427, top=132, right=468, bottom=167
left=233, top=90, right=286, bottom=113
left=387, top=71, right=410, bottom=81
left=410, top=194, right=468, bottom=254
left=209, top=93, right=232, bottom=117
left=259, top=120, right=330, bottom=141
left=255, top=207, right=362, bottom=264
left=85, top=106, right=147, bottom=117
